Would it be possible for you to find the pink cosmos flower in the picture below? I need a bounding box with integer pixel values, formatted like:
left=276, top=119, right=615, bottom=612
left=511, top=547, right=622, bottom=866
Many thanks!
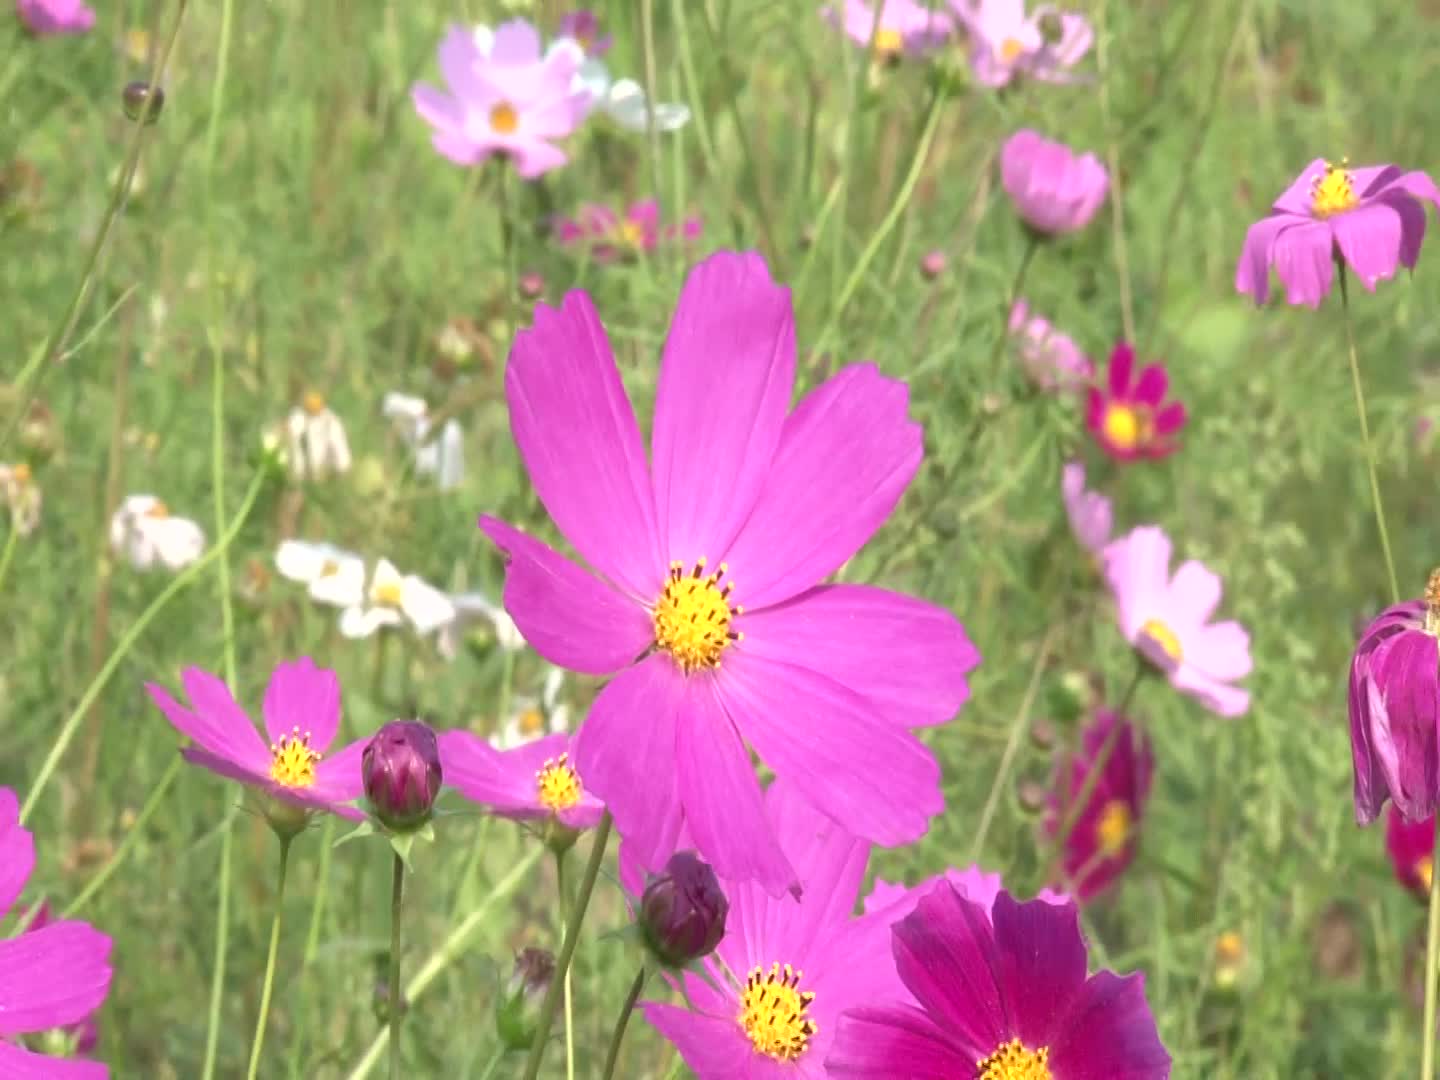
left=1085, top=342, right=1186, bottom=461
left=951, top=0, right=1092, bottom=87
left=557, top=9, right=611, bottom=56
left=1000, top=129, right=1109, bottom=235
left=0, top=788, right=113, bottom=1078
left=411, top=21, right=590, bottom=179
left=641, top=782, right=911, bottom=1075
left=16, top=0, right=94, bottom=35
left=862, top=863, right=1069, bottom=918
left=826, top=885, right=1170, bottom=1076
left=820, top=0, right=953, bottom=59
left=1386, top=806, right=1434, bottom=901
left=553, top=199, right=702, bottom=263
left=1103, top=525, right=1252, bottom=717
left=480, top=250, right=980, bottom=897
left=17, top=902, right=101, bottom=1056
left=146, top=657, right=368, bottom=822
left=1062, top=461, right=1112, bottom=559
left=1043, top=710, right=1154, bottom=901
left=438, top=730, right=604, bottom=832
left=1235, top=158, right=1440, bottom=309
left=1009, top=298, right=1093, bottom=392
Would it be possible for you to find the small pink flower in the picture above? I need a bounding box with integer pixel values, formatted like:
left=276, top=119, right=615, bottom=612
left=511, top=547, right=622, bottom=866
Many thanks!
left=1103, top=525, right=1253, bottom=717
left=557, top=9, right=611, bottom=56
left=553, top=199, right=701, bottom=263
left=16, top=0, right=94, bottom=35
left=1085, top=342, right=1186, bottom=462
left=439, top=730, right=604, bottom=832
left=1009, top=298, right=1092, bottom=391
left=1235, top=158, right=1440, bottom=309
left=1386, top=806, right=1434, bottom=901
left=951, top=0, right=1092, bottom=87
left=820, top=0, right=953, bottom=58
left=1061, top=461, right=1111, bottom=558
left=1001, top=129, right=1109, bottom=235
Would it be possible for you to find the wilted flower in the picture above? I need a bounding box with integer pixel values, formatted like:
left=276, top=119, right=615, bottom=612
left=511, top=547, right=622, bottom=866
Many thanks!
left=1061, top=461, right=1111, bottom=559
left=0, top=462, right=41, bottom=535
left=1386, top=806, right=1434, bottom=900
left=553, top=199, right=702, bottom=263
left=439, top=730, right=604, bottom=833
left=381, top=392, right=464, bottom=491
left=363, top=720, right=443, bottom=832
left=1000, top=129, right=1109, bottom=235
left=639, top=851, right=729, bottom=968
left=495, top=948, right=555, bottom=1051
left=437, top=591, right=527, bottom=660
left=16, top=0, right=95, bottom=35
left=1085, top=342, right=1186, bottom=462
left=1009, top=299, right=1093, bottom=392
left=821, top=0, right=952, bottom=59
left=109, top=494, right=205, bottom=571
left=286, top=392, right=352, bottom=480
left=950, top=0, right=1093, bottom=87
left=274, top=540, right=366, bottom=607
left=339, top=559, right=457, bottom=639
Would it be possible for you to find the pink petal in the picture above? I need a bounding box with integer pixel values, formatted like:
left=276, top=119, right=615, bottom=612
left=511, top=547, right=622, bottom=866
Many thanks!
left=1131, top=364, right=1168, bottom=407
left=1383, top=191, right=1429, bottom=270
left=410, top=83, right=463, bottom=131
left=652, top=251, right=796, bottom=562
left=0, top=1041, right=107, bottom=1079
left=312, top=736, right=368, bottom=804
left=993, top=894, right=1088, bottom=1047
left=1047, top=971, right=1172, bottom=1078
left=1271, top=219, right=1336, bottom=308
left=0, top=819, right=33, bottom=921
left=1332, top=202, right=1403, bottom=291
left=1270, top=158, right=1328, bottom=216
left=1103, top=525, right=1172, bottom=643
left=1152, top=401, right=1186, bottom=436
left=1167, top=559, right=1222, bottom=631
left=1107, top=342, right=1134, bottom=396
left=1234, top=214, right=1297, bottom=305
left=437, top=25, right=486, bottom=97
left=1187, top=619, right=1252, bottom=681
left=429, top=130, right=487, bottom=167
left=503, top=291, right=661, bottom=599
left=146, top=672, right=269, bottom=773
left=478, top=517, right=653, bottom=675
left=827, top=1005, right=968, bottom=1075
left=1171, top=666, right=1250, bottom=718
left=721, top=363, right=922, bottom=610
left=180, top=747, right=276, bottom=792
left=490, top=18, right=543, bottom=63
left=509, top=138, right=569, bottom=180
left=0, top=921, right=112, bottom=1036
left=261, top=657, right=341, bottom=750
left=641, top=1002, right=754, bottom=1075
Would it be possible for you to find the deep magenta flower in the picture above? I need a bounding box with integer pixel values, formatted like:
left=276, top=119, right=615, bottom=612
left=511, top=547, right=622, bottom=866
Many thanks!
left=411, top=21, right=590, bottom=179
left=826, top=885, right=1171, bottom=1077
left=951, top=0, right=1093, bottom=87
left=1042, top=710, right=1153, bottom=901
left=1235, top=158, right=1440, bottom=309
left=1085, top=342, right=1186, bottom=462
left=146, top=657, right=367, bottom=823
left=362, top=720, right=442, bottom=831
left=0, top=788, right=113, bottom=1078
left=438, top=730, right=604, bottom=832
left=480, top=250, right=979, bottom=895
left=820, top=0, right=952, bottom=59
left=553, top=199, right=701, bottom=263
left=1010, top=298, right=1093, bottom=392
left=1104, top=525, right=1252, bottom=717
left=863, top=863, right=1069, bottom=920
left=1062, top=461, right=1111, bottom=559
left=1001, top=129, right=1109, bottom=235
left=16, top=0, right=94, bottom=35
left=1386, top=806, right=1434, bottom=901
left=557, top=9, right=611, bottom=56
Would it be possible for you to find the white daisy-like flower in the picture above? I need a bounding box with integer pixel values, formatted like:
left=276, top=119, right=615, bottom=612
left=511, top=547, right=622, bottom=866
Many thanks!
left=493, top=666, right=571, bottom=750
left=0, top=463, right=41, bottom=536
left=437, top=591, right=527, bottom=660
left=571, top=57, right=691, bottom=132
left=286, top=392, right=352, bottom=480
left=381, top=392, right=465, bottom=491
left=109, top=495, right=205, bottom=570
left=274, top=539, right=365, bottom=607
left=339, top=558, right=457, bottom=639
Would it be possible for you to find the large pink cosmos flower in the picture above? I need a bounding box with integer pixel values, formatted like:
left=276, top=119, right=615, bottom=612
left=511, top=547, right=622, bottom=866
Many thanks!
left=411, top=21, right=590, bottom=179
left=1085, top=342, right=1186, bottom=462
left=1001, top=129, right=1109, bottom=235
left=0, top=788, right=113, bottom=1078
left=16, top=0, right=94, bottom=35
left=480, top=250, right=980, bottom=896
left=146, top=658, right=368, bottom=822
left=1235, top=158, right=1440, bottom=309
left=439, top=730, right=604, bottom=832
left=553, top=199, right=702, bottom=263
left=1103, top=525, right=1252, bottom=717
left=1386, top=806, right=1434, bottom=902
left=951, top=0, right=1092, bottom=88
left=820, top=0, right=953, bottom=59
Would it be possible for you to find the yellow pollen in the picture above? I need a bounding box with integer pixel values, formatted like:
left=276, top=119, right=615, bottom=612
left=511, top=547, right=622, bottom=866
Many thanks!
left=978, top=1037, right=1052, bottom=1080
left=1311, top=158, right=1359, bottom=219
left=1095, top=799, right=1132, bottom=857
left=318, top=559, right=340, bottom=578
left=269, top=726, right=320, bottom=787
left=12, top=463, right=31, bottom=485
left=738, top=963, right=816, bottom=1062
left=873, top=26, right=902, bottom=54
left=1420, top=856, right=1435, bottom=893
left=536, top=753, right=582, bottom=811
left=1101, top=403, right=1153, bottom=450
left=1000, top=37, right=1026, bottom=62
left=1214, top=930, right=1245, bottom=964
left=489, top=102, right=519, bottom=135
left=616, top=219, right=646, bottom=250
left=144, top=499, right=170, bottom=519
left=302, top=390, right=326, bottom=416
left=1140, top=618, right=1184, bottom=664
left=517, top=708, right=546, bottom=736
left=654, top=559, right=742, bottom=675
left=372, top=580, right=404, bottom=608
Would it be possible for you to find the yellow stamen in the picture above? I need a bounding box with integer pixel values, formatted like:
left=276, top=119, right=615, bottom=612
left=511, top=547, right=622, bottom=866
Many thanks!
left=616, top=218, right=646, bottom=250
left=1000, top=37, right=1026, bottom=62
left=1420, top=856, right=1435, bottom=893
left=1140, top=618, right=1184, bottom=664
left=536, top=753, right=582, bottom=812
left=12, top=463, right=31, bottom=485
left=1311, top=158, right=1359, bottom=219
left=269, top=726, right=321, bottom=787
left=978, top=1037, right=1052, bottom=1080
left=1101, top=403, right=1154, bottom=451
left=318, top=559, right=340, bottom=578
left=143, top=499, right=170, bottom=519
left=517, top=708, right=546, bottom=737
left=490, top=102, right=519, bottom=135
left=654, top=559, right=742, bottom=674
left=372, top=580, right=404, bottom=608
left=301, top=390, right=326, bottom=416
left=1214, top=930, right=1245, bottom=964
left=873, top=26, right=902, bottom=54
left=738, top=963, right=816, bottom=1062
left=1095, top=799, right=1132, bottom=857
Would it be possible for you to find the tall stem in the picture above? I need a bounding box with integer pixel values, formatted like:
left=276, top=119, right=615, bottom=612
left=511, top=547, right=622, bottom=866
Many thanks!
left=388, top=853, right=405, bottom=1080
left=245, top=836, right=293, bottom=1080
left=1423, top=813, right=1440, bottom=1079
left=599, top=968, right=647, bottom=1080
left=554, top=850, right=575, bottom=1080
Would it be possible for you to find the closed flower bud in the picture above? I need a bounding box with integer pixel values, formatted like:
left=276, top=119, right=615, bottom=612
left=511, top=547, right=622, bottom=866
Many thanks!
left=495, top=947, right=554, bottom=1051
left=362, top=720, right=442, bottom=831
left=122, top=81, right=164, bottom=124
left=639, top=851, right=728, bottom=968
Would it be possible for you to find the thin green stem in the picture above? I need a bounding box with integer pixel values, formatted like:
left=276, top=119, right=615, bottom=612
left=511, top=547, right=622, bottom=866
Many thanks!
left=388, top=853, right=405, bottom=1080
left=475, top=1048, right=505, bottom=1080
left=554, top=850, right=575, bottom=1080
left=599, top=968, right=647, bottom=1080
left=640, top=0, right=664, bottom=208
left=287, top=814, right=336, bottom=1079
left=245, top=836, right=294, bottom=1080
left=1422, top=813, right=1440, bottom=1079
left=0, top=525, right=18, bottom=597
left=521, top=812, right=614, bottom=1080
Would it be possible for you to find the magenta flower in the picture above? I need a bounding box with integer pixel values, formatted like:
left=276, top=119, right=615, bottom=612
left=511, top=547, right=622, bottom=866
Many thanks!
left=557, top=9, right=611, bottom=56
left=17, top=902, right=101, bottom=1056
left=146, top=657, right=368, bottom=822
left=1043, top=709, right=1153, bottom=901
left=439, top=730, right=604, bottom=832
left=826, top=885, right=1170, bottom=1077
left=0, top=788, right=113, bottom=1078
left=411, top=21, right=590, bottom=179
left=1235, top=158, right=1440, bottom=309
left=863, top=863, right=1069, bottom=919
left=1386, top=806, right=1434, bottom=901
left=951, top=0, right=1093, bottom=87
left=553, top=199, right=702, bottom=263
left=1085, top=342, right=1186, bottom=462
left=820, top=0, right=953, bottom=59
left=1104, top=525, right=1252, bottom=717
left=480, top=250, right=979, bottom=895
left=16, top=0, right=94, bottom=35
left=1009, top=298, right=1093, bottom=392
left=642, top=782, right=911, bottom=1074
left=1062, top=461, right=1112, bottom=559
left=1001, top=129, right=1109, bottom=235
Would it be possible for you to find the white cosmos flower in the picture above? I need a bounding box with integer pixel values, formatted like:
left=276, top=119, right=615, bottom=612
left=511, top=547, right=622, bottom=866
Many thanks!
left=568, top=53, right=690, bottom=132
left=437, top=591, right=527, bottom=660
left=286, top=392, right=352, bottom=480
left=493, top=666, right=571, bottom=750
left=382, top=392, right=465, bottom=491
left=109, top=495, right=205, bottom=571
left=0, top=463, right=41, bottom=536
left=339, top=558, right=457, bottom=639
left=274, top=540, right=365, bottom=607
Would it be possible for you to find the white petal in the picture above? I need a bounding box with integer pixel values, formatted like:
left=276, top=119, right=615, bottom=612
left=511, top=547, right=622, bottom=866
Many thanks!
left=309, top=557, right=366, bottom=608
left=548, top=703, right=572, bottom=735
left=435, top=421, right=464, bottom=491
left=339, top=605, right=402, bottom=639
left=400, top=576, right=457, bottom=634
left=382, top=392, right=428, bottom=421
left=490, top=606, right=526, bottom=651
left=574, top=58, right=612, bottom=101
left=547, top=36, right=585, bottom=65
left=275, top=539, right=333, bottom=583
left=541, top=665, right=565, bottom=709
left=155, top=517, right=206, bottom=570
left=472, top=24, right=495, bottom=56
left=370, top=558, right=404, bottom=593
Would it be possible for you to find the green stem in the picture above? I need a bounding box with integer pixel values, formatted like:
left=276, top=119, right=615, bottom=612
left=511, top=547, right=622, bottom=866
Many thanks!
left=555, top=850, right=575, bottom=1080
left=388, top=852, right=405, bottom=1080
left=521, top=812, right=614, bottom=1080
left=287, top=814, right=336, bottom=1079
left=0, top=525, right=18, bottom=596
left=639, top=0, right=664, bottom=209
left=1422, top=813, right=1440, bottom=1079
left=475, top=1048, right=505, bottom=1080
left=245, top=835, right=293, bottom=1080
left=599, top=968, right=647, bottom=1080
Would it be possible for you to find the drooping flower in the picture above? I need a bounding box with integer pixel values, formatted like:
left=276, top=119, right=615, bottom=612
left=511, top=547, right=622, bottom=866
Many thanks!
left=480, top=250, right=980, bottom=895
left=16, top=0, right=94, bottom=35
left=437, top=590, right=527, bottom=661
left=439, top=729, right=604, bottom=832
left=553, top=199, right=702, bottom=263
left=1061, top=461, right=1112, bottom=559
left=0, top=462, right=41, bottom=536
left=492, top=666, right=570, bottom=749
left=380, top=392, right=465, bottom=492
left=821, top=0, right=953, bottom=59
left=363, top=720, right=443, bottom=832
left=285, top=391, right=352, bottom=480
left=411, top=21, right=590, bottom=178
left=15, top=902, right=102, bottom=1057
left=338, top=558, right=457, bottom=639
left=1042, top=709, right=1153, bottom=901
left=1000, top=129, right=1109, bottom=235
left=495, top=947, right=555, bottom=1051
left=1235, top=158, right=1440, bottom=309
left=1085, top=342, right=1186, bottom=462
left=0, top=789, right=112, bottom=1078
left=950, top=0, right=1093, bottom=87
left=274, top=540, right=366, bottom=608
left=557, top=9, right=611, bottom=55
left=862, top=862, right=1070, bottom=919
left=1009, top=298, right=1093, bottom=392
left=108, top=494, right=205, bottom=571
left=826, top=885, right=1171, bottom=1077
left=146, top=657, right=368, bottom=825
left=1386, top=806, right=1434, bottom=901
left=1103, top=525, right=1252, bottom=717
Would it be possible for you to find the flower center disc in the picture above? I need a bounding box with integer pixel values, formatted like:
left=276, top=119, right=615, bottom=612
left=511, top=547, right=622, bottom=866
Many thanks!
left=1139, top=618, right=1183, bottom=664
left=654, top=559, right=741, bottom=674
left=489, top=102, right=519, bottom=134
left=978, top=1037, right=1052, bottom=1080
left=536, top=753, right=582, bottom=811
left=873, top=26, right=902, bottom=54
left=1311, top=160, right=1359, bottom=219
left=1095, top=799, right=1132, bottom=857
left=269, top=727, right=320, bottom=787
left=738, top=963, right=816, bottom=1062
left=302, top=390, right=326, bottom=416
left=1000, top=37, right=1026, bottom=62
left=1102, top=403, right=1153, bottom=451
left=373, top=581, right=404, bottom=608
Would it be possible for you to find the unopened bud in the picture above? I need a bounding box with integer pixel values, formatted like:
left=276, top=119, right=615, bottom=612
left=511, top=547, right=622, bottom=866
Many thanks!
left=1037, top=11, right=1065, bottom=45
left=122, top=81, right=164, bottom=125
left=639, top=852, right=728, bottom=968
left=518, top=271, right=545, bottom=299
left=362, top=720, right=442, bottom=832
left=1016, top=778, right=1048, bottom=817
left=919, top=250, right=946, bottom=279
left=495, top=948, right=554, bottom=1050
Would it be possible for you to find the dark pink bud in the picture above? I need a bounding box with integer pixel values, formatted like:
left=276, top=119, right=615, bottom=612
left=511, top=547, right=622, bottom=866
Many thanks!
left=640, top=851, right=728, bottom=967
left=362, top=720, right=441, bottom=831
left=919, top=250, right=946, bottom=279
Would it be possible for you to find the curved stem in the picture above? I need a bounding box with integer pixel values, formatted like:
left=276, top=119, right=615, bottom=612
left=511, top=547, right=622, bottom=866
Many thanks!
left=245, top=836, right=294, bottom=1080
left=599, top=968, right=647, bottom=1080
left=1423, top=814, right=1440, bottom=1079
left=388, top=853, right=405, bottom=1080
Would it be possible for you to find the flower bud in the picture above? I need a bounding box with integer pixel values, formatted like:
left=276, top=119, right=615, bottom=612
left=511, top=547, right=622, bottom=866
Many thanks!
left=919, top=250, right=946, bottom=279
left=495, top=948, right=554, bottom=1051
left=122, top=81, right=164, bottom=124
left=639, top=852, right=728, bottom=968
left=362, top=720, right=442, bottom=832
left=518, top=271, right=546, bottom=299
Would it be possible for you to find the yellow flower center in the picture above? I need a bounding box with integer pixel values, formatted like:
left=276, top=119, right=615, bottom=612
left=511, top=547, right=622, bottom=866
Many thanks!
left=738, top=963, right=816, bottom=1062
left=144, top=499, right=170, bottom=519
left=615, top=218, right=646, bottom=250
left=1420, top=856, right=1434, bottom=893
left=302, top=390, right=326, bottom=416
left=318, top=558, right=340, bottom=578
left=1101, top=403, right=1153, bottom=451
left=1000, top=37, right=1026, bottom=62
left=12, top=463, right=31, bottom=485
left=654, top=559, right=742, bottom=674
left=536, top=753, right=582, bottom=812
left=1095, top=799, right=1132, bottom=857
left=517, top=708, right=546, bottom=736
left=1214, top=930, right=1244, bottom=964
left=1140, top=618, right=1184, bottom=664
left=1311, top=159, right=1359, bottom=219
left=372, top=580, right=404, bottom=608
left=490, top=102, right=519, bottom=135
left=873, top=27, right=903, bottom=54
left=978, top=1037, right=1052, bottom=1080
left=269, top=727, right=320, bottom=787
